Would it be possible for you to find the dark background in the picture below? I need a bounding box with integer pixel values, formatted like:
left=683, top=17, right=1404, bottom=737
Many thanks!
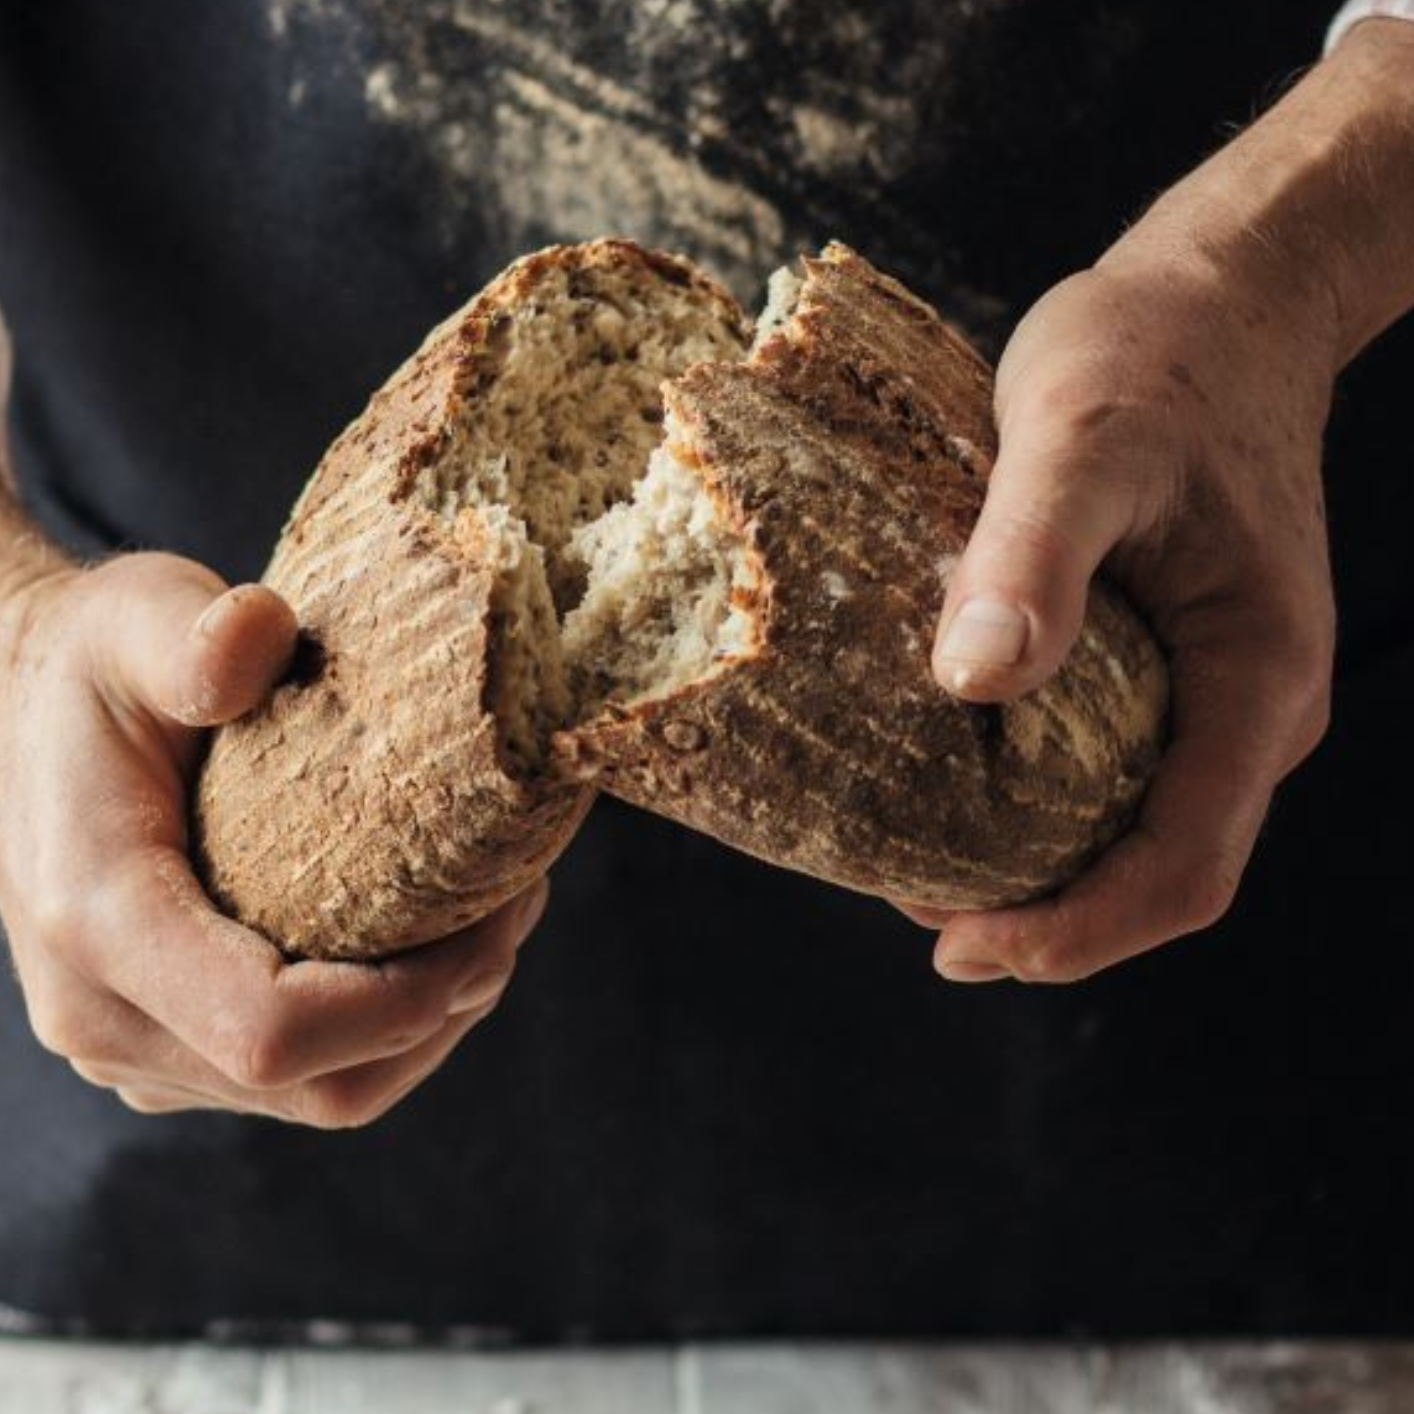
left=1, top=0, right=1412, bottom=1340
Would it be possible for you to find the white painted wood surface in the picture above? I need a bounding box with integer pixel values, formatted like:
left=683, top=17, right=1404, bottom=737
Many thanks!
left=1, top=1341, right=1411, bottom=1413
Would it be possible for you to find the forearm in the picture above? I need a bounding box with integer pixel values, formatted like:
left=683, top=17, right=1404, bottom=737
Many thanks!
left=0, top=305, right=74, bottom=607
left=1101, top=18, right=1414, bottom=370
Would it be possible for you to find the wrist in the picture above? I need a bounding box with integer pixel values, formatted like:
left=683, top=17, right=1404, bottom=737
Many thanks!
left=1101, top=18, right=1414, bottom=371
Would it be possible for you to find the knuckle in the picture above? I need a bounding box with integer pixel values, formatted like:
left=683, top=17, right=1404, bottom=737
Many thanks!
left=386, top=981, right=453, bottom=1040
left=982, top=914, right=1093, bottom=985
left=290, top=1078, right=388, bottom=1133
left=1277, top=627, right=1335, bottom=690
left=1259, top=587, right=1336, bottom=679
left=218, top=1017, right=301, bottom=1091
left=1172, top=858, right=1241, bottom=934
left=1272, top=642, right=1334, bottom=771
left=32, top=1007, right=128, bottom=1070
left=1233, top=593, right=1334, bottom=771
left=69, top=1058, right=123, bottom=1090
left=27, top=994, right=87, bottom=1062
left=990, top=508, right=1084, bottom=575
left=26, top=874, right=137, bottom=986
left=24, top=894, right=84, bottom=960
left=1027, top=371, right=1115, bottom=426
left=1025, top=377, right=1156, bottom=458
left=1292, top=688, right=1332, bottom=763
left=1012, top=937, right=1091, bottom=986
left=450, top=966, right=514, bottom=1019
left=117, top=1087, right=184, bottom=1116
left=61, top=1025, right=126, bottom=1071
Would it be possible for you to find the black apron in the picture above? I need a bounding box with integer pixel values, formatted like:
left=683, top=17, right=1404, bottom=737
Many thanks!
left=3, top=0, right=1413, bottom=1341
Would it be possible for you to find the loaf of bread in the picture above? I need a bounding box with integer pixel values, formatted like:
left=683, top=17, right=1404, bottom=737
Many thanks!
left=194, top=240, right=1167, bottom=960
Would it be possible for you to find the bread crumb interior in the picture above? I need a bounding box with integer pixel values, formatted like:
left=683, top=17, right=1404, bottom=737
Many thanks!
left=561, top=437, right=758, bottom=717
left=414, top=255, right=782, bottom=773
left=750, top=265, right=803, bottom=355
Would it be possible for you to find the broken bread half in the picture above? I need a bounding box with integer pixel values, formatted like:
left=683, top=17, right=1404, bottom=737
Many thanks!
left=194, top=240, right=1168, bottom=961
left=552, top=245, right=1168, bottom=912
left=194, top=242, right=750, bottom=959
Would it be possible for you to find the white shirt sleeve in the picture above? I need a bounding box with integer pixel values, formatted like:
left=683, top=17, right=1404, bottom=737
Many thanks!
left=1327, top=0, right=1414, bottom=54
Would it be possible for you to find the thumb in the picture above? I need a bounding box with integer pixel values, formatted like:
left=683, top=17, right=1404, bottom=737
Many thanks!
left=932, top=406, right=1136, bottom=703
left=95, top=555, right=299, bottom=728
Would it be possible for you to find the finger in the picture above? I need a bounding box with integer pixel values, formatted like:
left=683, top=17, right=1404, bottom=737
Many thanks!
left=74, top=992, right=500, bottom=1127
left=179, top=583, right=300, bottom=725
left=69, top=1031, right=262, bottom=1115
left=932, top=385, right=1145, bottom=702
left=79, top=851, right=547, bottom=1090
left=286, top=1005, right=493, bottom=1130
left=90, top=555, right=298, bottom=729
left=60, top=994, right=274, bottom=1109
left=932, top=637, right=1315, bottom=983
left=115, top=1086, right=226, bottom=1116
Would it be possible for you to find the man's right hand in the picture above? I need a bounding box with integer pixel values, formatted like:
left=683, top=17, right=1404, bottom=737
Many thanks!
left=0, top=552, right=548, bottom=1126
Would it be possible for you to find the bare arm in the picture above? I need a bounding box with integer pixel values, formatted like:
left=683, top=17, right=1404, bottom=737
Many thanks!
left=1113, top=18, right=1414, bottom=366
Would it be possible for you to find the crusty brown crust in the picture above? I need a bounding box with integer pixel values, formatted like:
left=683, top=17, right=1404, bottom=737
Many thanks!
left=194, top=240, right=742, bottom=961
left=197, top=239, right=1168, bottom=956
left=554, top=244, right=1169, bottom=910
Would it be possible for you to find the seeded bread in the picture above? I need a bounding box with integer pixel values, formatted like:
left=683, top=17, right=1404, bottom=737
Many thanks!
left=195, top=240, right=1167, bottom=960
left=553, top=244, right=1167, bottom=910
left=194, top=242, right=749, bottom=959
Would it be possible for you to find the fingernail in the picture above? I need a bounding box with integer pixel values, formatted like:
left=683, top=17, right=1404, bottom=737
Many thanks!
left=938, top=958, right=1010, bottom=984
left=935, top=597, right=1028, bottom=679
left=194, top=590, right=240, bottom=640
